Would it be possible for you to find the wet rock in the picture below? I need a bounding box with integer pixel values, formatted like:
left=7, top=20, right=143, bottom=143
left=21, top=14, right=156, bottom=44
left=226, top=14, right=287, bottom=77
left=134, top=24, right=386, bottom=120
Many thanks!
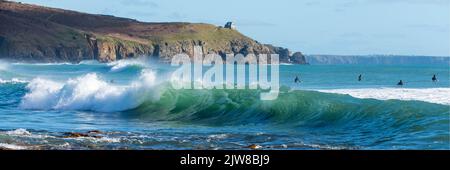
left=247, top=144, right=262, bottom=150
left=63, top=132, right=90, bottom=138
left=291, top=52, right=307, bottom=64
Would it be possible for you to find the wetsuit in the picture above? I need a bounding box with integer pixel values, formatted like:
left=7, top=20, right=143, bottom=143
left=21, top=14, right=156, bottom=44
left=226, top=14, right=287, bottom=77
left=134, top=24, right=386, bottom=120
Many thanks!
left=294, top=76, right=300, bottom=83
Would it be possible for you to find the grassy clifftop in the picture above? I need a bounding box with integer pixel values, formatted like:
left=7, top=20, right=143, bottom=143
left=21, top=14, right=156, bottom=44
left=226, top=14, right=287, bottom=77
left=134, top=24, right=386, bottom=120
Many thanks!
left=0, top=1, right=306, bottom=63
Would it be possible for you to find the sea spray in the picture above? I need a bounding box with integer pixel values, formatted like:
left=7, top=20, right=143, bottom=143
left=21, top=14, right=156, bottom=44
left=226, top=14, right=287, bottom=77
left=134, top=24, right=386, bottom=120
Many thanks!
left=107, top=58, right=149, bottom=72
left=170, top=46, right=280, bottom=100
left=20, top=69, right=161, bottom=112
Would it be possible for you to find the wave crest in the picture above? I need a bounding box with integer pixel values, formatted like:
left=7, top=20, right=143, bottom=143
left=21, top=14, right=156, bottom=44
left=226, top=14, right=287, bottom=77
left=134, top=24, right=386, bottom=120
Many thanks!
left=20, top=69, right=161, bottom=112
left=107, top=58, right=149, bottom=72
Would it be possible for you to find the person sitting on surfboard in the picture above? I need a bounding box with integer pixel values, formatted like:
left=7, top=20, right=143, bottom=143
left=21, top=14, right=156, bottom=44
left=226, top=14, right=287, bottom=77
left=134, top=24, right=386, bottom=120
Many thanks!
left=397, top=80, right=404, bottom=86
left=358, top=74, right=362, bottom=81
left=432, top=74, right=437, bottom=82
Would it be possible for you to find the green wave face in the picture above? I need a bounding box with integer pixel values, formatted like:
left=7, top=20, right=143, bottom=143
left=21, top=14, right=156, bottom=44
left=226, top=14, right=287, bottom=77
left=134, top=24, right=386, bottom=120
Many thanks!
left=125, top=86, right=450, bottom=149
left=131, top=85, right=449, bottom=128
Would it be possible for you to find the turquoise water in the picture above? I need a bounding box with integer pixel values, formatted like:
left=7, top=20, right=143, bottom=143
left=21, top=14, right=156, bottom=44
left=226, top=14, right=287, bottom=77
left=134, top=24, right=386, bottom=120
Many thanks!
left=0, top=60, right=449, bottom=150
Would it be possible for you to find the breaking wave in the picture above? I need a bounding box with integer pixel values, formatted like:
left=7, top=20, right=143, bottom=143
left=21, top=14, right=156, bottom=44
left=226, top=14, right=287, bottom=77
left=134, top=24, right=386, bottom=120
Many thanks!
left=20, top=69, right=161, bottom=112
left=17, top=68, right=449, bottom=129
left=107, top=58, right=149, bottom=72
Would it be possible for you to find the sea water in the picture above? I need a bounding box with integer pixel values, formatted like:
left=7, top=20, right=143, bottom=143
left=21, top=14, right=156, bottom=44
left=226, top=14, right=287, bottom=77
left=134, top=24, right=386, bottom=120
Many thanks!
left=0, top=59, right=449, bottom=149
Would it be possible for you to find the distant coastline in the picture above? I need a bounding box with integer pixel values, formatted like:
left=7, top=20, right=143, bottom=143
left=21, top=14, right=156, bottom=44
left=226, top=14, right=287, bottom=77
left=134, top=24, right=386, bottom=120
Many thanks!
left=306, top=55, right=450, bottom=65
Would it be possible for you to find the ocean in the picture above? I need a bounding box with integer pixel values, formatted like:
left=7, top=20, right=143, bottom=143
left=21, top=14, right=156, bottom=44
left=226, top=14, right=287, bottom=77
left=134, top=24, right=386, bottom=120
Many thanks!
left=0, top=59, right=449, bottom=150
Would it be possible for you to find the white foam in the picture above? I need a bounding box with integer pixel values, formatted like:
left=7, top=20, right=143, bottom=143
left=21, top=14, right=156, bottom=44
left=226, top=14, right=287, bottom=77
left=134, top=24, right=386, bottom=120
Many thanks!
left=20, top=69, right=161, bottom=112
left=78, top=60, right=101, bottom=65
left=0, top=78, right=29, bottom=84
left=1, top=129, right=57, bottom=140
left=67, top=136, right=122, bottom=143
left=208, top=134, right=229, bottom=139
left=318, top=88, right=450, bottom=105
left=0, top=143, right=28, bottom=150
left=3, top=128, right=32, bottom=136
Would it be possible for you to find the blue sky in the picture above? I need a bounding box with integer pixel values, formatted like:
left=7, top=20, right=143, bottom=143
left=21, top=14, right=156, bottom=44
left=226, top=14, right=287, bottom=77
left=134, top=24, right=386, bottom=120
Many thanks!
left=15, top=0, right=450, bottom=56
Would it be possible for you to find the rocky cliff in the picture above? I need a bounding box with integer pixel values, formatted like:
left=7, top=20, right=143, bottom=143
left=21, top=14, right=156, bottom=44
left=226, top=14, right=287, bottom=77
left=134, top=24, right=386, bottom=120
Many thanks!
left=0, top=1, right=306, bottom=64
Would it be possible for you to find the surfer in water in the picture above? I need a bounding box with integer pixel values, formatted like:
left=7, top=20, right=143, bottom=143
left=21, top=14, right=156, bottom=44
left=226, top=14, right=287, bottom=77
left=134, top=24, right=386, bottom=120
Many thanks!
left=358, top=74, right=362, bottom=81
left=294, top=75, right=301, bottom=84
left=432, top=74, right=437, bottom=82
left=397, top=80, right=404, bottom=86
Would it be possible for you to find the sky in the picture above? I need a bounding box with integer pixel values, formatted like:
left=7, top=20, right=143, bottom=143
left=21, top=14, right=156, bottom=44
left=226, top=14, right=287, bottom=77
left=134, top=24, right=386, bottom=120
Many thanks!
left=14, top=0, right=450, bottom=56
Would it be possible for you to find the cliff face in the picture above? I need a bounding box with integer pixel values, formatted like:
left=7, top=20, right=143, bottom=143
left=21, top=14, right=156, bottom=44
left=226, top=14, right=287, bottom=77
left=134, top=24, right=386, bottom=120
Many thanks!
left=0, top=1, right=306, bottom=64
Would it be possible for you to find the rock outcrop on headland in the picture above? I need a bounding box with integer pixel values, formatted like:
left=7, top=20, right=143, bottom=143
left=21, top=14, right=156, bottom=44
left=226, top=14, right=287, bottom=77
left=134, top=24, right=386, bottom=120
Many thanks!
left=0, top=1, right=306, bottom=64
